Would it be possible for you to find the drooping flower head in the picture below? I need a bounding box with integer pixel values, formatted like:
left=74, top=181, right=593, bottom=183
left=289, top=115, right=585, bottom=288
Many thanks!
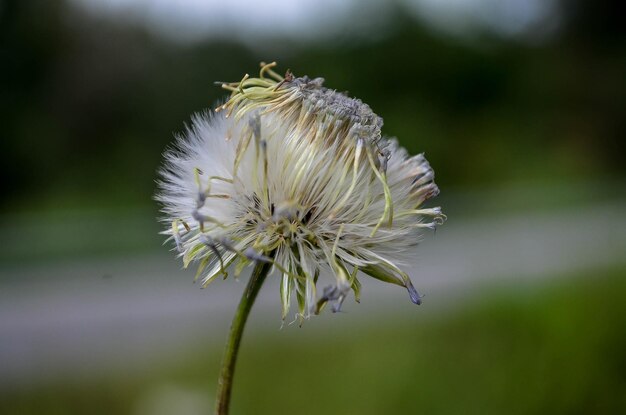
left=157, top=62, right=444, bottom=322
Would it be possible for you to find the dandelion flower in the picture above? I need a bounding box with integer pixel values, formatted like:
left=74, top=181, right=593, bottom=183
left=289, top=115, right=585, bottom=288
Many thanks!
left=157, top=62, right=444, bottom=322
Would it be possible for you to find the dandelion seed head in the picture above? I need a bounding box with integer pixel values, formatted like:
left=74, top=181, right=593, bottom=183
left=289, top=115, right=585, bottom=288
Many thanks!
left=157, top=62, right=445, bottom=321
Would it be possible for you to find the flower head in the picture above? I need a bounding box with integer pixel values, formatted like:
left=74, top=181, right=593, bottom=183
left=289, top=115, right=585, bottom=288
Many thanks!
left=157, top=62, right=444, bottom=322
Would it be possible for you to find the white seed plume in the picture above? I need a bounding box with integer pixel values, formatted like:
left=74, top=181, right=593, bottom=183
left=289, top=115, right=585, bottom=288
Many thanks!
left=157, top=62, right=445, bottom=322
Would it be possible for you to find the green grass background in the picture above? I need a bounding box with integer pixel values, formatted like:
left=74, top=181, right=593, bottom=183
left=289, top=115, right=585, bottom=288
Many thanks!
left=3, top=266, right=625, bottom=415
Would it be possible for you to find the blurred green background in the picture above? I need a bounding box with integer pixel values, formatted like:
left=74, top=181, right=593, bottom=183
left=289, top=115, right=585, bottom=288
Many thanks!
left=1, top=0, right=625, bottom=414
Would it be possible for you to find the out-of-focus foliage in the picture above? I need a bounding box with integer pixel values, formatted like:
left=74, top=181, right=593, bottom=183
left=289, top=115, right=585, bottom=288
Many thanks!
left=2, top=265, right=624, bottom=414
left=1, top=0, right=624, bottom=213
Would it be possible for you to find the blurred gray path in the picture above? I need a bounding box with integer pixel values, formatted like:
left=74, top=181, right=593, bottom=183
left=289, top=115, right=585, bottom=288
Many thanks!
left=1, top=202, right=625, bottom=386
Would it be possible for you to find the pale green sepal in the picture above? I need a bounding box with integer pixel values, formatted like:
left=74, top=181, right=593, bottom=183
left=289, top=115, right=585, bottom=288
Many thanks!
left=361, top=264, right=405, bottom=287
left=194, top=256, right=210, bottom=283
left=349, top=267, right=362, bottom=303
left=280, top=273, right=293, bottom=320
left=183, top=242, right=207, bottom=268
left=295, top=275, right=306, bottom=325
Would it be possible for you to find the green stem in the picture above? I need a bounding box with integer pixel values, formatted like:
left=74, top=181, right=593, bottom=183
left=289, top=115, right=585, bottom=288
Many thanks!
left=214, top=261, right=272, bottom=415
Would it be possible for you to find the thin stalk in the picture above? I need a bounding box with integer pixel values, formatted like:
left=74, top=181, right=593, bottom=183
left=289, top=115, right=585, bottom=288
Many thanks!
left=214, top=260, right=272, bottom=415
